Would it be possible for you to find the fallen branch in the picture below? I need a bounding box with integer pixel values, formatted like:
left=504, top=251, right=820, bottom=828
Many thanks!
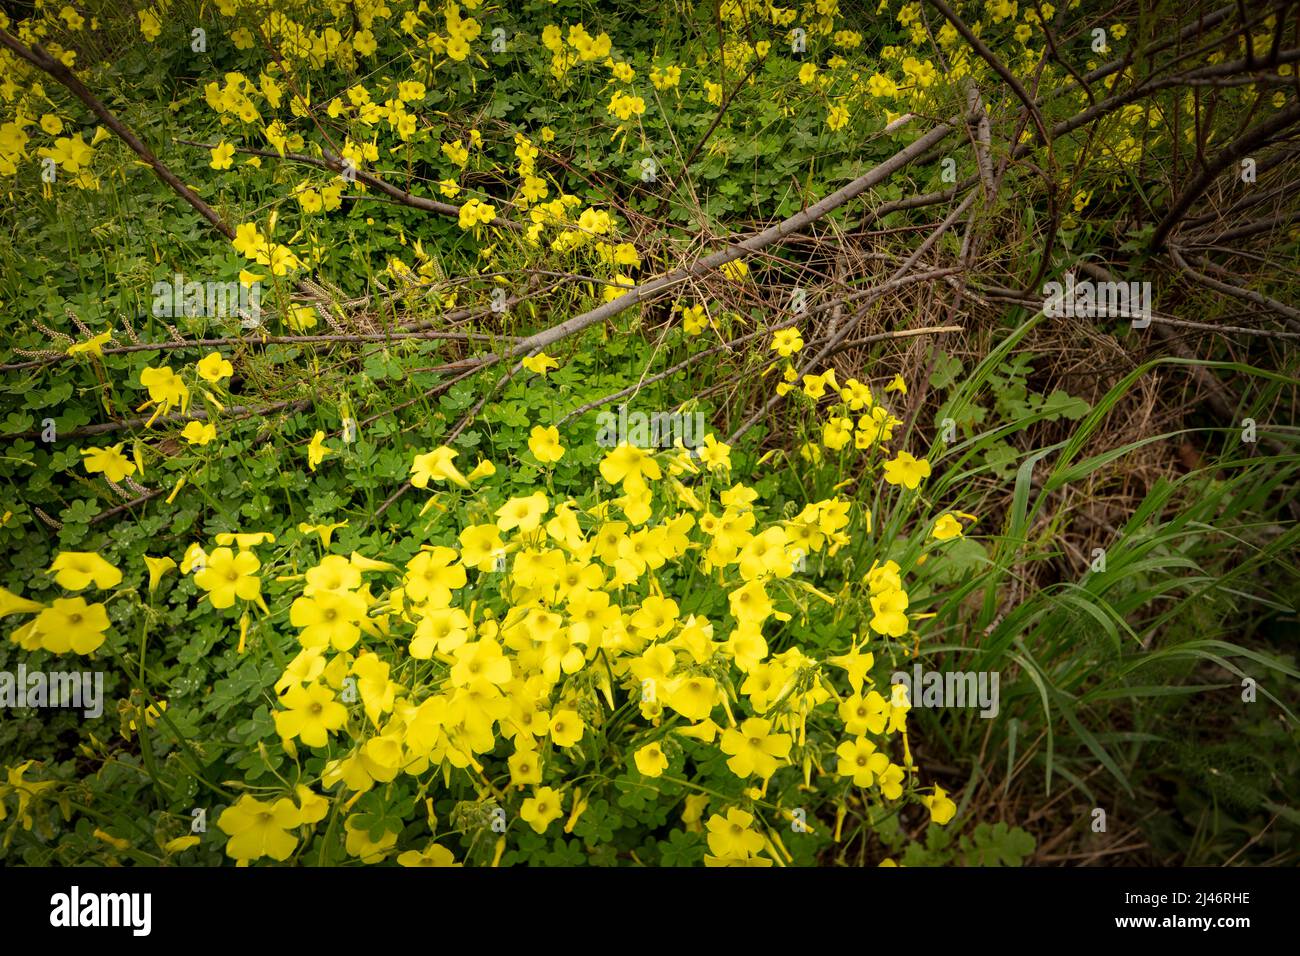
left=8, top=399, right=311, bottom=441
left=501, top=122, right=957, bottom=362
left=89, top=487, right=167, bottom=525
left=1168, top=244, right=1300, bottom=332
left=0, top=30, right=234, bottom=239
left=177, top=138, right=523, bottom=232
left=1, top=329, right=521, bottom=372
left=927, top=0, right=1050, bottom=146
left=727, top=193, right=978, bottom=447
left=1151, top=101, right=1300, bottom=250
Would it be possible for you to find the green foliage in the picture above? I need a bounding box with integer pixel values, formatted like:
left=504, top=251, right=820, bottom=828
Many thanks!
left=0, top=0, right=1296, bottom=870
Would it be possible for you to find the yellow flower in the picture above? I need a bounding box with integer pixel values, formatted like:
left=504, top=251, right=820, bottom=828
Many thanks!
left=49, top=552, right=122, bottom=590
left=931, top=513, right=964, bottom=541
left=869, top=587, right=909, bottom=637
left=650, top=65, right=681, bottom=89
left=40, top=133, right=94, bottom=172
left=398, top=843, right=461, bottom=867
left=57, top=5, right=83, bottom=29
left=457, top=197, right=497, bottom=230
left=720, top=259, right=749, bottom=282
left=719, top=717, right=792, bottom=780
left=705, top=808, right=765, bottom=858
left=274, top=682, right=347, bottom=747
left=193, top=547, right=262, bottom=609
left=217, top=795, right=300, bottom=862
left=662, top=674, right=717, bottom=721
left=867, top=72, right=898, bottom=97
left=548, top=709, right=585, bottom=748
left=181, top=421, right=217, bottom=446
left=840, top=378, right=873, bottom=410
left=290, top=590, right=367, bottom=651
left=297, top=521, right=348, bottom=547
left=353, top=29, right=378, bottom=56
left=599, top=443, right=662, bottom=490
left=343, top=817, right=399, bottom=863
left=33, top=597, right=110, bottom=654
left=80, top=443, right=137, bottom=482
left=836, top=736, right=889, bottom=787
left=508, top=746, right=543, bottom=786
left=143, top=556, right=177, bottom=593
left=680, top=304, right=709, bottom=335
left=522, top=352, right=559, bottom=376
left=520, top=786, right=564, bottom=833
left=410, top=446, right=470, bottom=489
left=828, top=638, right=875, bottom=693
left=885, top=374, right=907, bottom=395
left=823, top=416, right=853, bottom=450
left=458, top=524, right=505, bottom=572
left=496, top=493, right=550, bottom=534
left=882, top=451, right=931, bottom=489
left=698, top=434, right=731, bottom=472
left=307, top=431, right=331, bottom=471
left=283, top=302, right=317, bottom=332
left=1, top=761, right=58, bottom=829
left=607, top=90, right=646, bottom=120
left=0, top=587, right=43, bottom=617
left=922, top=784, right=957, bottom=825
left=164, top=835, right=201, bottom=855
left=827, top=104, right=850, bottom=131
left=634, top=741, right=669, bottom=777
left=528, top=425, right=565, bottom=463
left=66, top=330, right=111, bottom=357
left=602, top=274, right=635, bottom=302
left=210, top=142, right=235, bottom=170
left=445, top=34, right=470, bottom=61
left=617, top=483, right=653, bottom=525
left=771, top=328, right=803, bottom=356
left=403, top=547, right=466, bottom=605
left=802, top=373, right=829, bottom=399
left=197, top=351, right=233, bottom=382
left=138, top=365, right=190, bottom=421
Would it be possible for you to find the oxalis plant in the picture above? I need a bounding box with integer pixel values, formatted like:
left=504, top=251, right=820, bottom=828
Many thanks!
left=0, top=0, right=1297, bottom=871
left=4, top=363, right=975, bottom=866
